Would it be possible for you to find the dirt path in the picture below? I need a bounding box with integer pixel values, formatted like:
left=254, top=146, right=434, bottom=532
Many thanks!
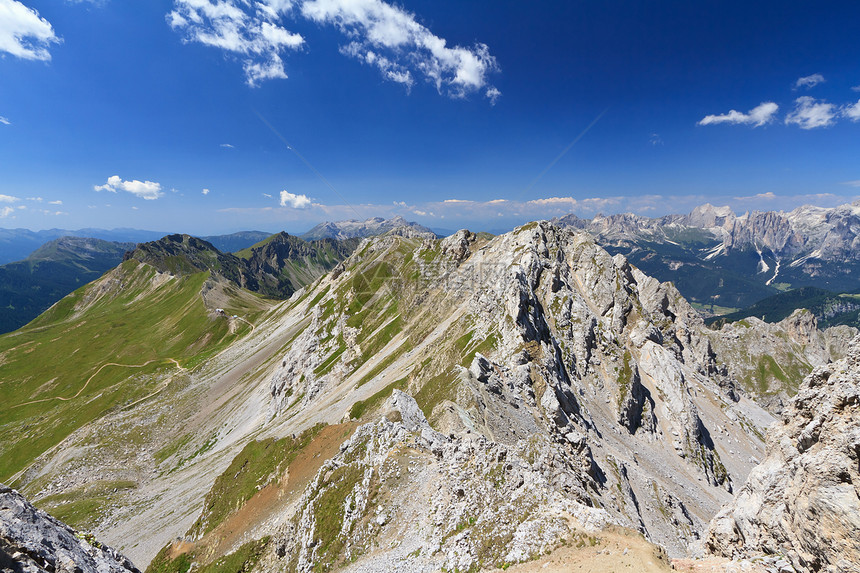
left=12, top=358, right=184, bottom=409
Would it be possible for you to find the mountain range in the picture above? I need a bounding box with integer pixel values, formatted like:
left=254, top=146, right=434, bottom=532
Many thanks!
left=556, top=200, right=860, bottom=312
left=0, top=231, right=356, bottom=335
left=300, top=216, right=436, bottom=241
left=0, top=237, right=135, bottom=334
left=2, top=220, right=857, bottom=573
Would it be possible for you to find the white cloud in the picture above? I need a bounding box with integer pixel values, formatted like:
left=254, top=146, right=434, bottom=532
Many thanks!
left=262, top=192, right=273, bottom=198
left=842, top=100, right=860, bottom=122
left=698, top=102, right=779, bottom=127
left=48, top=199, right=62, bottom=205
left=785, top=96, right=837, bottom=129
left=94, top=175, right=164, bottom=200
left=279, top=190, right=311, bottom=208
left=0, top=194, right=20, bottom=203
left=842, top=180, right=860, bottom=188
left=0, top=0, right=61, bottom=61
left=649, top=133, right=663, bottom=146
left=0, top=116, right=10, bottom=125
left=734, top=192, right=777, bottom=201
left=166, top=0, right=499, bottom=98
left=168, top=0, right=304, bottom=86
left=0, top=206, right=14, bottom=218
left=220, top=143, right=235, bottom=148
left=341, top=42, right=414, bottom=89
left=852, top=85, right=860, bottom=92
left=794, top=73, right=825, bottom=89
left=25, top=196, right=42, bottom=202
left=202, top=188, right=210, bottom=195
left=301, top=0, right=499, bottom=99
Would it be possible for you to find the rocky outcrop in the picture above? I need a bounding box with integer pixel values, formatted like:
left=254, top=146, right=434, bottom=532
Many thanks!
left=0, top=484, right=140, bottom=573
left=261, top=392, right=610, bottom=573
left=706, top=335, right=860, bottom=573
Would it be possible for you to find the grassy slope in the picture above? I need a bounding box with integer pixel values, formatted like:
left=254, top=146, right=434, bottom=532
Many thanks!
left=0, top=259, right=267, bottom=484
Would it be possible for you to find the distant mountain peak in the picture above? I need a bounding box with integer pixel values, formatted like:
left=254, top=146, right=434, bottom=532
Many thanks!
left=300, top=216, right=436, bottom=241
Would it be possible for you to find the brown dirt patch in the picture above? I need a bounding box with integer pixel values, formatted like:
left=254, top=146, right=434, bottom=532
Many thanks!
left=491, top=526, right=673, bottom=573
left=175, top=422, right=360, bottom=562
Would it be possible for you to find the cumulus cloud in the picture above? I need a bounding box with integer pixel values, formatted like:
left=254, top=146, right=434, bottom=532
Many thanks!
left=0, top=194, right=20, bottom=203
left=166, top=0, right=500, bottom=99
left=280, top=190, right=311, bottom=208
left=698, top=102, right=779, bottom=127
left=48, top=199, right=62, bottom=205
left=168, top=0, right=305, bottom=86
left=785, top=96, right=837, bottom=129
left=0, top=116, right=10, bottom=125
left=0, top=206, right=14, bottom=218
left=202, top=188, right=210, bottom=195
left=842, top=100, right=860, bottom=122
left=794, top=73, right=825, bottom=89
left=94, top=175, right=164, bottom=200
left=302, top=0, right=499, bottom=99
left=0, top=0, right=61, bottom=60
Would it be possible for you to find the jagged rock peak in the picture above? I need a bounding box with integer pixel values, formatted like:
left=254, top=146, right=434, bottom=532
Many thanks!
left=686, top=203, right=736, bottom=228
left=706, top=334, right=860, bottom=572
left=0, top=484, right=140, bottom=573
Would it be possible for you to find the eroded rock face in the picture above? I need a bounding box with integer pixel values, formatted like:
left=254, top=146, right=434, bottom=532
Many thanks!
left=706, top=335, right=860, bottom=573
left=0, top=484, right=140, bottom=573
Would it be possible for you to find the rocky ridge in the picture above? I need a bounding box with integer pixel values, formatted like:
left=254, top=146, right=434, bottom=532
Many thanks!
left=264, top=222, right=775, bottom=558
left=0, top=483, right=139, bottom=573
left=706, top=334, right=860, bottom=573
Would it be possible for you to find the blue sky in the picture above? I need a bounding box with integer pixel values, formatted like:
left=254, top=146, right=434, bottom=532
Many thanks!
left=2, top=0, right=860, bottom=235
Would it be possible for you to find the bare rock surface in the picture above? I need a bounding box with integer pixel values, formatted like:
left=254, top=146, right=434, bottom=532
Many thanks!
left=0, top=484, right=139, bottom=573
left=260, top=393, right=611, bottom=573
left=706, top=335, right=860, bottom=573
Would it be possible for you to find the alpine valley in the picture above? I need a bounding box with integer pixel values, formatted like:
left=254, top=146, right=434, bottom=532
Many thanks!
left=1, top=217, right=859, bottom=573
